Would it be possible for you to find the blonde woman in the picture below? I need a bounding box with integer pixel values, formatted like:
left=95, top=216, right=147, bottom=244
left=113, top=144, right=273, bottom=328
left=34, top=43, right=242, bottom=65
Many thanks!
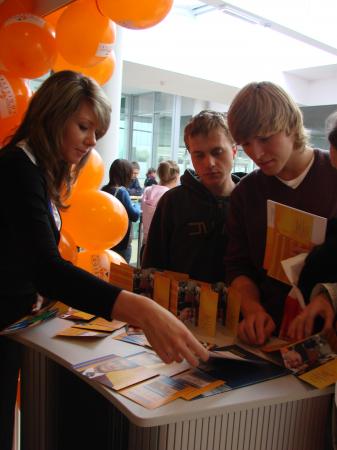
left=141, top=160, right=180, bottom=254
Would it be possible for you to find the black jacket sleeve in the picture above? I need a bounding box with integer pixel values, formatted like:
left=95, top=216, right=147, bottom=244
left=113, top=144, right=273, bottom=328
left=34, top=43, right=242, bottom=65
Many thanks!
left=298, top=218, right=337, bottom=302
left=0, top=150, right=121, bottom=321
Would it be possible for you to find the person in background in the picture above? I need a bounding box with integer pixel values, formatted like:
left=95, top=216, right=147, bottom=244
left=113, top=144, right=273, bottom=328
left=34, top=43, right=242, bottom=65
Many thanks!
left=141, top=160, right=180, bottom=262
left=144, top=167, right=158, bottom=188
left=142, top=110, right=241, bottom=283
left=289, top=110, right=337, bottom=340
left=101, top=159, right=141, bottom=263
left=225, top=81, right=337, bottom=347
left=127, top=160, right=143, bottom=196
left=0, top=70, right=208, bottom=450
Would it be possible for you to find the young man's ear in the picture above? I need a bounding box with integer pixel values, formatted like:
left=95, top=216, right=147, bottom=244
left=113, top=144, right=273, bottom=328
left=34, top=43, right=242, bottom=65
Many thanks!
left=232, top=144, right=238, bottom=158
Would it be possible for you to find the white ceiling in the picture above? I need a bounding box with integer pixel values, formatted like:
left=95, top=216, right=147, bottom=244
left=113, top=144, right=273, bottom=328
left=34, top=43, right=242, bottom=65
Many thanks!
left=121, top=0, right=337, bottom=105
left=35, top=0, right=337, bottom=105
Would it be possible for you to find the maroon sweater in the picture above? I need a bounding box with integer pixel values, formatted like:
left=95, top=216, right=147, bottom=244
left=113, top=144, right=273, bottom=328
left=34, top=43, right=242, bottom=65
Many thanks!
left=225, top=149, right=337, bottom=328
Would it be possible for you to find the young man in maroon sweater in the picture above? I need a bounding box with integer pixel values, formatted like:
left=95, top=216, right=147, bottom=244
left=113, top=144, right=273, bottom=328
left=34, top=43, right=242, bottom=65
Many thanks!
left=225, top=81, right=337, bottom=346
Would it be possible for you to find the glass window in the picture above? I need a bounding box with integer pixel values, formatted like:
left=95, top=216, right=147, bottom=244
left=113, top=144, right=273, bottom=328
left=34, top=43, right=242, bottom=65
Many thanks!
left=131, top=115, right=153, bottom=182
left=178, top=115, right=193, bottom=172
left=133, top=92, right=155, bottom=115
left=300, top=105, right=337, bottom=150
left=233, top=147, right=255, bottom=174
left=154, top=92, right=173, bottom=114
left=154, top=114, right=172, bottom=167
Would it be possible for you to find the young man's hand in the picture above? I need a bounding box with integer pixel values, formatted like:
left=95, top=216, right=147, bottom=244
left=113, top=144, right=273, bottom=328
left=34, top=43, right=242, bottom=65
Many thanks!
left=238, top=310, right=276, bottom=346
left=231, top=275, right=276, bottom=346
left=287, top=293, right=334, bottom=341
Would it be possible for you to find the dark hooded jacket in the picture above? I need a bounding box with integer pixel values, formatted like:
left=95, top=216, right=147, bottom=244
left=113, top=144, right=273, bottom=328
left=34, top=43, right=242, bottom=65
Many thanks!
left=142, top=169, right=242, bottom=283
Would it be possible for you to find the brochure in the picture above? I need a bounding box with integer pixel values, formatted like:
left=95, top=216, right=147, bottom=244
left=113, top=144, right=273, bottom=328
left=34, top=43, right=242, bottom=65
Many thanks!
left=119, top=368, right=224, bottom=409
left=198, top=344, right=289, bottom=390
left=279, top=328, right=337, bottom=389
left=108, top=262, right=241, bottom=338
left=263, top=200, right=327, bottom=285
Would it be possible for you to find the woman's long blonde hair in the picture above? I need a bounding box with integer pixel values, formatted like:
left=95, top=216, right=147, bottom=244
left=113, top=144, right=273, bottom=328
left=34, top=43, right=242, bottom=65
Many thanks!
left=4, top=70, right=111, bottom=208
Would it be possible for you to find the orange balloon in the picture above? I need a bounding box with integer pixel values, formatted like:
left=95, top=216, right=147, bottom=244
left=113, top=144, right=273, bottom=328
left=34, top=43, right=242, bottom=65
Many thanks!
left=0, top=0, right=32, bottom=25
left=61, top=190, right=128, bottom=252
left=44, top=4, right=68, bottom=28
left=58, top=229, right=78, bottom=264
left=56, top=0, right=116, bottom=68
left=53, top=51, right=116, bottom=86
left=0, top=14, right=57, bottom=79
left=71, top=149, right=105, bottom=193
left=97, top=0, right=173, bottom=29
left=0, top=72, right=31, bottom=145
left=76, top=249, right=126, bottom=281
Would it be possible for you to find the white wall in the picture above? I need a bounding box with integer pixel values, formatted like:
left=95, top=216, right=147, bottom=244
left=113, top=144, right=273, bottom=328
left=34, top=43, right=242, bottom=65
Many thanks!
left=306, top=77, right=337, bottom=106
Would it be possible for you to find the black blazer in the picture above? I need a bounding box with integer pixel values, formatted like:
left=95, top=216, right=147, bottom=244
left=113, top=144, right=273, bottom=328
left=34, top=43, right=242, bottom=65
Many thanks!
left=0, top=146, right=121, bottom=328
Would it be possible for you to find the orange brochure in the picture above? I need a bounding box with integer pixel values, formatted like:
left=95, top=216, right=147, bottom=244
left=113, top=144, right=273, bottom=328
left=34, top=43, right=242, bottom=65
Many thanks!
left=56, top=327, right=110, bottom=338
left=172, top=368, right=224, bottom=400
left=120, top=368, right=224, bottom=408
left=109, top=262, right=134, bottom=291
left=74, top=352, right=159, bottom=391
left=119, top=375, right=188, bottom=409
left=72, top=318, right=126, bottom=333
left=198, top=286, right=218, bottom=337
left=225, top=287, right=241, bottom=336
left=279, top=328, right=337, bottom=389
left=153, top=273, right=171, bottom=309
left=263, top=200, right=327, bottom=284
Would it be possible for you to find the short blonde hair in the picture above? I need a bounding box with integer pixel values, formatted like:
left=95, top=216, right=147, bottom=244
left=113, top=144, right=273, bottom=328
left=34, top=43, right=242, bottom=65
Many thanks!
left=184, top=110, right=234, bottom=150
left=227, top=81, right=309, bottom=150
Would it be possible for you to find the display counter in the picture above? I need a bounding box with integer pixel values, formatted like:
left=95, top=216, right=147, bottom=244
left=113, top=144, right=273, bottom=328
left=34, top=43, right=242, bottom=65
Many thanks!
left=13, top=317, right=334, bottom=450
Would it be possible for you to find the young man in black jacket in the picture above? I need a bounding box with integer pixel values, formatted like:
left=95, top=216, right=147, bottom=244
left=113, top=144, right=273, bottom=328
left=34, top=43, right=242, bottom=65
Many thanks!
left=142, top=110, right=241, bottom=283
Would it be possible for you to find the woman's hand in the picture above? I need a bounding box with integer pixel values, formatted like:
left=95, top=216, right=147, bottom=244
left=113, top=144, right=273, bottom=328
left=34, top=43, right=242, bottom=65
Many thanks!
left=287, top=293, right=334, bottom=341
left=112, top=291, right=209, bottom=367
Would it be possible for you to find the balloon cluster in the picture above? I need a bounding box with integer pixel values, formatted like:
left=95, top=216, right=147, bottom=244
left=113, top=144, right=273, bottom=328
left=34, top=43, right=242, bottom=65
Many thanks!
left=0, top=0, right=174, bottom=277
left=60, top=149, right=129, bottom=280
left=0, top=0, right=173, bottom=145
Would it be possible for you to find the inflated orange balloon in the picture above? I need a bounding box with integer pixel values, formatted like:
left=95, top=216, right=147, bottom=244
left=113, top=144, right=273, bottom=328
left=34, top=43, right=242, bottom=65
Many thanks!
left=61, top=190, right=128, bottom=252
left=0, top=0, right=32, bottom=25
left=44, top=4, right=68, bottom=28
left=76, top=249, right=126, bottom=281
left=19, top=0, right=33, bottom=10
left=56, top=0, right=116, bottom=67
left=0, top=14, right=57, bottom=79
left=58, top=229, right=78, bottom=263
left=53, top=51, right=116, bottom=86
left=0, top=72, right=31, bottom=145
left=97, top=0, right=173, bottom=29
left=71, top=149, right=105, bottom=193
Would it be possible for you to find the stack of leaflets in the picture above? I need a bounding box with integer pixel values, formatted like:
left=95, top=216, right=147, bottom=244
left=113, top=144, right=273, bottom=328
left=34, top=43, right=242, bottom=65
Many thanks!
left=55, top=313, right=127, bottom=339
left=73, top=342, right=290, bottom=409
left=0, top=300, right=64, bottom=335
